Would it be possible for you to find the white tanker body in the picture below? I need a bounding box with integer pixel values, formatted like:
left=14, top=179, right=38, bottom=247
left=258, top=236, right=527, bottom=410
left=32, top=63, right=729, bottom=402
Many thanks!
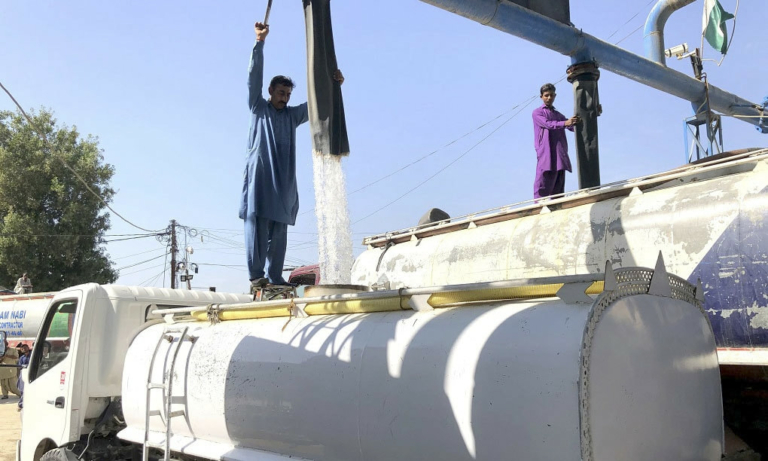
left=350, top=149, right=768, bottom=456
left=114, top=262, right=723, bottom=461
left=353, top=149, right=768, bottom=362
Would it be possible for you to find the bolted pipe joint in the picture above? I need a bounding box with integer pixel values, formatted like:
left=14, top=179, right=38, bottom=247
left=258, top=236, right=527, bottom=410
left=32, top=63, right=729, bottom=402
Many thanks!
left=643, top=0, right=697, bottom=66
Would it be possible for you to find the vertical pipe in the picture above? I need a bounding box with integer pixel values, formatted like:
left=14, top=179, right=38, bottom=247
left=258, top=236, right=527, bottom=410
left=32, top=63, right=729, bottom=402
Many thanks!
left=643, top=0, right=697, bottom=66
left=568, top=61, right=601, bottom=188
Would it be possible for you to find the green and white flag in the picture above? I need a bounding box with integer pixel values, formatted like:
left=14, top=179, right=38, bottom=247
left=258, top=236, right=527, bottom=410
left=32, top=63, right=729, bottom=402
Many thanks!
left=702, top=0, right=734, bottom=54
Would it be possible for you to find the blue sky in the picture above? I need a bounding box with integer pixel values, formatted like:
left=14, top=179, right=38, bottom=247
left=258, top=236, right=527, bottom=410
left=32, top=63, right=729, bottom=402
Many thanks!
left=1, top=0, right=765, bottom=293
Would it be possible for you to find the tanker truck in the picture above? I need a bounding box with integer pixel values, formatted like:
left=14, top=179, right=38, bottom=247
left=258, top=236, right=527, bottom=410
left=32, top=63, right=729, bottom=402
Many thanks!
left=352, top=147, right=768, bottom=454
left=16, top=258, right=725, bottom=461
left=0, top=292, right=57, bottom=347
left=14, top=285, right=253, bottom=461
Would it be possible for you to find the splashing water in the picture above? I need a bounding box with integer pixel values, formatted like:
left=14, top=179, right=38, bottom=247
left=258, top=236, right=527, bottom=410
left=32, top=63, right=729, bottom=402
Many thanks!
left=312, top=152, right=353, bottom=284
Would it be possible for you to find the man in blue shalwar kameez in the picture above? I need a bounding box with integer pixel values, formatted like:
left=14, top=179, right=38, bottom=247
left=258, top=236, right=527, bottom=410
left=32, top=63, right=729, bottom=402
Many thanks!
left=240, top=22, right=344, bottom=287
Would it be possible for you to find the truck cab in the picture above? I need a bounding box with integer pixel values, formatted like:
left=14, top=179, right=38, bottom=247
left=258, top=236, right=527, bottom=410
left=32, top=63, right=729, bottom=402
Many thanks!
left=17, top=284, right=251, bottom=461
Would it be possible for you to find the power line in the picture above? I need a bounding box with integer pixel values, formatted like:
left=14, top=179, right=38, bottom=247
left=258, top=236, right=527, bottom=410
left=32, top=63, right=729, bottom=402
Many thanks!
left=113, top=247, right=167, bottom=260
left=298, top=104, right=526, bottom=218
left=0, top=81, right=163, bottom=234
left=0, top=232, right=158, bottom=238
left=198, top=263, right=246, bottom=268
left=118, top=262, right=168, bottom=277
left=139, top=269, right=166, bottom=287
left=614, top=24, right=644, bottom=46
left=104, top=234, right=164, bottom=243
left=353, top=95, right=539, bottom=225
left=115, top=253, right=167, bottom=272
left=604, top=0, right=656, bottom=40
left=162, top=247, right=168, bottom=288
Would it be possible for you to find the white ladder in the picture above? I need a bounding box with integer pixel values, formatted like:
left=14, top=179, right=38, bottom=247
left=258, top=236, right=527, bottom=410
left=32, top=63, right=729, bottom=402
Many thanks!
left=142, top=326, right=190, bottom=461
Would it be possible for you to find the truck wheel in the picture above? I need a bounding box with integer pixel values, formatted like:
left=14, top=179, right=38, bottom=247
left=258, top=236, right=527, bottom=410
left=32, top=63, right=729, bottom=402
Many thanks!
left=40, top=448, right=78, bottom=461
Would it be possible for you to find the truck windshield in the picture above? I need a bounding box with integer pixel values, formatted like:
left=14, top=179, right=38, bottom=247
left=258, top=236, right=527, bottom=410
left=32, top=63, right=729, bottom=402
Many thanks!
left=29, top=299, right=77, bottom=381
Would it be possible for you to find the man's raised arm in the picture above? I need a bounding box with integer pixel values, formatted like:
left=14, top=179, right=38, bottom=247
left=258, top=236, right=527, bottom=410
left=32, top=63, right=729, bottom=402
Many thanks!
left=248, top=22, right=269, bottom=111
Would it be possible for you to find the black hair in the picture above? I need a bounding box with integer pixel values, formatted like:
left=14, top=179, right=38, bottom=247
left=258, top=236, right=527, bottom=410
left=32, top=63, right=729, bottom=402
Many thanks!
left=540, top=83, right=556, bottom=96
left=269, top=75, right=296, bottom=90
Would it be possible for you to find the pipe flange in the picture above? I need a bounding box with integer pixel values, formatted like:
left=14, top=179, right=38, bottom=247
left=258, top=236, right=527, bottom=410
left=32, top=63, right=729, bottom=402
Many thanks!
left=567, top=61, right=600, bottom=83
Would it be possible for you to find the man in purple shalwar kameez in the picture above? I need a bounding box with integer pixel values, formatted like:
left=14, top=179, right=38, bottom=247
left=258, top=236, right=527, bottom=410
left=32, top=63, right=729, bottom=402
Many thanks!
left=532, top=83, right=580, bottom=199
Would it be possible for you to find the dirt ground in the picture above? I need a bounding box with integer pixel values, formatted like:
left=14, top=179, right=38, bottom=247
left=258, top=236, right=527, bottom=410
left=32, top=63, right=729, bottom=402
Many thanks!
left=0, top=396, right=20, bottom=461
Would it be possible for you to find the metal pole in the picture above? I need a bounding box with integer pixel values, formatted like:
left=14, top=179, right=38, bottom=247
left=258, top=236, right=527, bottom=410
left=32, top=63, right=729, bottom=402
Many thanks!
left=183, top=232, right=189, bottom=290
left=170, top=220, right=177, bottom=289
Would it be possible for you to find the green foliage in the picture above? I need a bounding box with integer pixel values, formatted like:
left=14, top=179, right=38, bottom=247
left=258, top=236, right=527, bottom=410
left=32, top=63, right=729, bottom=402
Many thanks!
left=0, top=109, right=117, bottom=291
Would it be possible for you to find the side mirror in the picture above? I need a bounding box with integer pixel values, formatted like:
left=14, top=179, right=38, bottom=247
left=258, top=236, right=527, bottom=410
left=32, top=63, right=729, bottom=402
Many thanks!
left=20, top=368, right=28, bottom=384
left=0, top=331, right=6, bottom=356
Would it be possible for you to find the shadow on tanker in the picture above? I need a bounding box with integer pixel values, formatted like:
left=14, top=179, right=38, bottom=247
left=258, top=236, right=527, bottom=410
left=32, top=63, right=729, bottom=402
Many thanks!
left=218, top=303, right=555, bottom=460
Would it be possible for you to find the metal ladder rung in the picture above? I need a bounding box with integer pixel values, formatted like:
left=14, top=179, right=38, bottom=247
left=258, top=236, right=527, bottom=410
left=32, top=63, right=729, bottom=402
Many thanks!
left=142, top=326, right=190, bottom=461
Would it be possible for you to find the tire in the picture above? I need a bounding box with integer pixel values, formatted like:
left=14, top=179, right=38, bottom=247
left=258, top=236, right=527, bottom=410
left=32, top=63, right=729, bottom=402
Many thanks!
left=40, top=448, right=78, bottom=461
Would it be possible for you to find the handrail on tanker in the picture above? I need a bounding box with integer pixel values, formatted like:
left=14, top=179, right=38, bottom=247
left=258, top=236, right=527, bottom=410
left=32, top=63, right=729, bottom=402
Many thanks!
left=152, top=272, right=609, bottom=317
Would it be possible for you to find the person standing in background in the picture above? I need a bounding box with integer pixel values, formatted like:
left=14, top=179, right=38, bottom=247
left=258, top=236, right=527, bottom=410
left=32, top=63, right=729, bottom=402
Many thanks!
left=0, top=341, right=20, bottom=399
left=532, top=83, right=580, bottom=199
left=14, top=273, right=32, bottom=294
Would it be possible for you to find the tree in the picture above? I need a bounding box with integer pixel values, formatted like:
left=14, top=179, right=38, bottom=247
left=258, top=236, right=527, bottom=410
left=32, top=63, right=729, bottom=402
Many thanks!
left=0, top=109, right=117, bottom=291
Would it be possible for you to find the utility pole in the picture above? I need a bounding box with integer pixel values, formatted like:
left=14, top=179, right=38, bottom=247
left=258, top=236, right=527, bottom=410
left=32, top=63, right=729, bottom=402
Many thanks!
left=170, top=219, right=178, bottom=289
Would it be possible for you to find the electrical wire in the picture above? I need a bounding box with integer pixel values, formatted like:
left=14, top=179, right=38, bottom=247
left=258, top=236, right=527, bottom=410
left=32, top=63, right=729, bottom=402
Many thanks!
left=117, top=262, right=168, bottom=277
left=614, top=24, right=644, bottom=46
left=115, top=253, right=167, bottom=272
left=353, top=95, right=539, bottom=225
left=104, top=234, right=163, bottom=243
left=0, top=232, right=158, bottom=238
left=0, top=81, right=163, bottom=234
left=297, top=104, right=532, bottom=218
left=198, top=263, right=246, bottom=268
left=138, top=269, right=166, bottom=287
left=113, top=247, right=167, bottom=260
left=162, top=247, right=168, bottom=288
left=604, top=0, right=656, bottom=40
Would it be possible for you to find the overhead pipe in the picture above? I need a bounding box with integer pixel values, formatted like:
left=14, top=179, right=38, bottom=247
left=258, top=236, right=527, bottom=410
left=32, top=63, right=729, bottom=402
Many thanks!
left=643, top=0, right=697, bottom=66
left=418, top=0, right=768, bottom=132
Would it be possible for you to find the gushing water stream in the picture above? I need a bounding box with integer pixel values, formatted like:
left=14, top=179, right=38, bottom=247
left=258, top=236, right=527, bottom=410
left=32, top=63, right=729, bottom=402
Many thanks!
left=312, top=153, right=353, bottom=284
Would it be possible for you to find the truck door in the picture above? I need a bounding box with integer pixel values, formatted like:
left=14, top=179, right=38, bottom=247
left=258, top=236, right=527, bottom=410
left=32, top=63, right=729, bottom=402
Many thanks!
left=20, top=294, right=81, bottom=458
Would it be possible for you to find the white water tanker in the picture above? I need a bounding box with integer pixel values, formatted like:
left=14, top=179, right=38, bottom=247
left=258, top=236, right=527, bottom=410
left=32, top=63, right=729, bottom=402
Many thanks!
left=0, top=293, right=55, bottom=343
left=116, top=260, right=723, bottom=461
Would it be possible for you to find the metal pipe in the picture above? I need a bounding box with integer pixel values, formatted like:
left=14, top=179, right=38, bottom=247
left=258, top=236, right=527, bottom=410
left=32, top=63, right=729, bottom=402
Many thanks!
left=418, top=0, right=767, bottom=131
left=643, top=0, right=697, bottom=66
